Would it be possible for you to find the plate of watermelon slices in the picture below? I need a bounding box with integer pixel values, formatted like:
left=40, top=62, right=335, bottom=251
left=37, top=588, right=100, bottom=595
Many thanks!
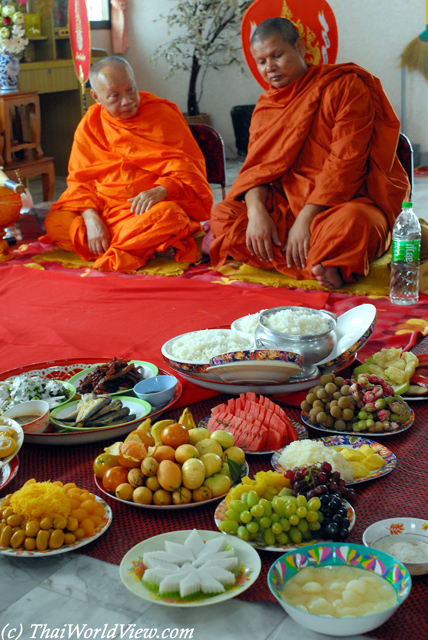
left=198, top=391, right=308, bottom=455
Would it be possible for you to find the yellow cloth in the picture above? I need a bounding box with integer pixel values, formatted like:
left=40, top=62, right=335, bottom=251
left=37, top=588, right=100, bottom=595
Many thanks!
left=215, top=252, right=392, bottom=296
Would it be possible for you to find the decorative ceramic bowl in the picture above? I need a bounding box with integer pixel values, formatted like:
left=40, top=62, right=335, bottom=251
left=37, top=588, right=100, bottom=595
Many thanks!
left=255, top=307, right=337, bottom=369
left=363, top=518, right=428, bottom=576
left=161, top=329, right=254, bottom=375
left=209, top=349, right=304, bottom=366
left=268, top=542, right=411, bottom=637
left=2, top=400, right=50, bottom=434
left=133, top=375, right=178, bottom=407
left=318, top=304, right=377, bottom=368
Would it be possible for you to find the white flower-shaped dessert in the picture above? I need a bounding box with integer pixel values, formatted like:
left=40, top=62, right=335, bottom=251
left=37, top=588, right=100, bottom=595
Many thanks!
left=142, top=530, right=239, bottom=599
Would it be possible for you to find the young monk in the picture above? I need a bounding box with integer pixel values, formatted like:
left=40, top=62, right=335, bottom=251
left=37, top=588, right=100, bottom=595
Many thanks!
left=209, top=18, right=410, bottom=289
left=41, top=57, right=213, bottom=272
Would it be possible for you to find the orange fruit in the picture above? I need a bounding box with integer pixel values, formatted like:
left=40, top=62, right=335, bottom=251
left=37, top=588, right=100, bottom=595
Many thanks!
left=118, top=440, right=147, bottom=468
left=126, top=429, right=155, bottom=449
left=151, top=445, right=176, bottom=463
left=153, top=489, right=172, bottom=505
left=102, top=466, right=129, bottom=494
left=172, top=487, right=192, bottom=505
left=157, top=460, right=182, bottom=491
left=160, top=423, right=189, bottom=448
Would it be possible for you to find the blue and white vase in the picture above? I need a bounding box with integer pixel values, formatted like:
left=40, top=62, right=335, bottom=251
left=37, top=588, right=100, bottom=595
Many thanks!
left=0, top=53, right=20, bottom=92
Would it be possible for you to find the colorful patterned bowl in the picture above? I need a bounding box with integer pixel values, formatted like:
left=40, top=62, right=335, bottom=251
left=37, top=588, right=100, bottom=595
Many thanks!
left=268, top=542, right=411, bottom=636
left=363, top=518, right=428, bottom=576
left=209, top=349, right=304, bottom=366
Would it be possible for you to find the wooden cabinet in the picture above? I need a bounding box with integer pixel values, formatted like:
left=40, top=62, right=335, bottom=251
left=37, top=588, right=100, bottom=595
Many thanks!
left=19, top=1, right=108, bottom=176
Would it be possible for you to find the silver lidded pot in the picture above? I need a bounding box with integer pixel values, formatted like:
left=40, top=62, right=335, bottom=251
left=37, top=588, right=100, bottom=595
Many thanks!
left=254, top=307, right=337, bottom=375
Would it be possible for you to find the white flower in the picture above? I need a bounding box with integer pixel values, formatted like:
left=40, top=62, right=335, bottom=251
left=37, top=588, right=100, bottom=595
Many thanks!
left=0, top=26, right=10, bottom=39
left=2, top=5, right=16, bottom=17
left=13, top=11, right=25, bottom=25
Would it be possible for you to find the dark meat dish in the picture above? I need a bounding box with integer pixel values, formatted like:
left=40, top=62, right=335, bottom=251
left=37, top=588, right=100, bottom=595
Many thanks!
left=76, top=358, right=145, bottom=394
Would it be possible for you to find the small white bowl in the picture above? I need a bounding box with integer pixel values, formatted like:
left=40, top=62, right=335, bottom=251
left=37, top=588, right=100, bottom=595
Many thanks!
left=133, top=375, right=178, bottom=407
left=2, top=400, right=50, bottom=434
left=363, top=518, right=428, bottom=576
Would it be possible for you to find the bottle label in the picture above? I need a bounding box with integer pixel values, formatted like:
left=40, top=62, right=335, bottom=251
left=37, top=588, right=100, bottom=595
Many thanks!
left=392, top=239, right=420, bottom=262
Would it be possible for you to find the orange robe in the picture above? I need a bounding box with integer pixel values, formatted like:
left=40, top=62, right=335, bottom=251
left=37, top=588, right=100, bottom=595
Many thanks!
left=41, top=92, right=213, bottom=272
left=210, top=64, right=410, bottom=282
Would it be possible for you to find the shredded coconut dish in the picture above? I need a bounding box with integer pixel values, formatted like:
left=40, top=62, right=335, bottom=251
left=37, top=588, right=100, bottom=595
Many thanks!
left=373, top=536, right=428, bottom=564
left=168, top=329, right=253, bottom=363
left=0, top=375, right=72, bottom=412
left=262, top=309, right=332, bottom=335
left=278, top=440, right=354, bottom=482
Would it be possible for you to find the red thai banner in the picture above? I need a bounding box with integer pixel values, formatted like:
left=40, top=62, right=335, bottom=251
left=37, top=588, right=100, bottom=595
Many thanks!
left=242, top=0, right=338, bottom=90
left=68, top=0, right=92, bottom=84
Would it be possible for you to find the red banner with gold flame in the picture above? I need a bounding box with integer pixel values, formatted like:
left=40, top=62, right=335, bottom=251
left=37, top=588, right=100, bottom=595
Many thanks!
left=242, top=0, right=338, bottom=90
left=68, top=0, right=91, bottom=84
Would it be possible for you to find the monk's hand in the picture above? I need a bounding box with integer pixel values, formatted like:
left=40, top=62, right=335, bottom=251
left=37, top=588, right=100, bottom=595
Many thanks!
left=283, top=215, right=311, bottom=270
left=283, top=204, right=327, bottom=270
left=129, top=185, right=168, bottom=215
left=82, top=209, right=111, bottom=256
left=246, top=207, right=281, bottom=263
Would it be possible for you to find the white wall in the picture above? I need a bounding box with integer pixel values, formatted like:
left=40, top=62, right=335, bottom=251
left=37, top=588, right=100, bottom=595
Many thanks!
left=93, top=0, right=428, bottom=160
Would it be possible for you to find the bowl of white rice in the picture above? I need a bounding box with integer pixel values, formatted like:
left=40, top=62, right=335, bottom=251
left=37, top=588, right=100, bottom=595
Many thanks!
left=255, top=307, right=337, bottom=368
left=363, top=518, right=428, bottom=576
left=231, top=311, right=264, bottom=337
left=161, top=329, right=255, bottom=376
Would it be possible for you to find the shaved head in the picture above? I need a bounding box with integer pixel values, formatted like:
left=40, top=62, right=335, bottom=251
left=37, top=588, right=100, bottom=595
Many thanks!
left=251, top=17, right=300, bottom=47
left=89, top=56, right=135, bottom=89
left=89, top=56, right=140, bottom=119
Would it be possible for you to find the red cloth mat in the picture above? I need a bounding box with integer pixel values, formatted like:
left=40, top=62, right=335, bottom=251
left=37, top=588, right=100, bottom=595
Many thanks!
left=0, top=264, right=328, bottom=406
left=6, top=395, right=428, bottom=640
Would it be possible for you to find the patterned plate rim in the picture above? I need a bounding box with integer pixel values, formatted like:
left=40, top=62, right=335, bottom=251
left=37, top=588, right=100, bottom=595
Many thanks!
left=271, top=436, right=397, bottom=485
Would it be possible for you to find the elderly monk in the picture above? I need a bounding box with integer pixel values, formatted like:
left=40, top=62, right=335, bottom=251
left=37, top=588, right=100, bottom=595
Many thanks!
left=209, top=18, right=410, bottom=289
left=41, top=57, right=213, bottom=272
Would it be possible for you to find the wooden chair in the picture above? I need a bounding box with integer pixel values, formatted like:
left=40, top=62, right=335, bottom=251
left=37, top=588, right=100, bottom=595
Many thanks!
left=188, top=123, right=227, bottom=199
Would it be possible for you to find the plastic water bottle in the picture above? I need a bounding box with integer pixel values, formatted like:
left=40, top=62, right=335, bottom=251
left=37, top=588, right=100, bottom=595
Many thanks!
left=390, top=201, right=421, bottom=305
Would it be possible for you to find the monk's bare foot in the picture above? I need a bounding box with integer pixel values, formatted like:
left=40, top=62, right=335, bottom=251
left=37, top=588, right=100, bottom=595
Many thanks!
left=155, top=247, right=176, bottom=259
left=312, top=264, right=344, bottom=289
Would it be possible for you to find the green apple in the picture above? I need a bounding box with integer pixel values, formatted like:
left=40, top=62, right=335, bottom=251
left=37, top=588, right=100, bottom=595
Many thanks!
left=199, top=452, right=222, bottom=477
left=210, top=429, right=235, bottom=449
left=188, top=427, right=211, bottom=445
left=203, top=473, right=231, bottom=497
left=391, top=381, right=410, bottom=395
left=196, top=438, right=223, bottom=457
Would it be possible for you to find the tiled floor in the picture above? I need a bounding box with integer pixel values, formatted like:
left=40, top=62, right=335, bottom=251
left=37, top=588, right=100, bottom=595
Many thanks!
left=27, top=163, right=428, bottom=218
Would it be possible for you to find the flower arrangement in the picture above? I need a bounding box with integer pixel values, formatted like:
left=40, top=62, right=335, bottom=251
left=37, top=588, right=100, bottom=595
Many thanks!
left=0, top=0, right=28, bottom=56
left=152, top=0, right=252, bottom=116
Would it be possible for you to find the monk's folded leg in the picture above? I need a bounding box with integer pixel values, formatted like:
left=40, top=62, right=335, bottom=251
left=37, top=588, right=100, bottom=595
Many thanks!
left=40, top=209, right=95, bottom=261
left=304, top=200, right=390, bottom=282
left=210, top=199, right=278, bottom=269
left=92, top=202, right=202, bottom=272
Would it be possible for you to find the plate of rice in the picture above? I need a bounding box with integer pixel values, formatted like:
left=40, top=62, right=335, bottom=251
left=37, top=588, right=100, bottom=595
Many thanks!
left=161, top=329, right=254, bottom=377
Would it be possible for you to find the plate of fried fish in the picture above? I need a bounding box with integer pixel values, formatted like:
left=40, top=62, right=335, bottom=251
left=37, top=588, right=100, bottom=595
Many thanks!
left=50, top=394, right=151, bottom=432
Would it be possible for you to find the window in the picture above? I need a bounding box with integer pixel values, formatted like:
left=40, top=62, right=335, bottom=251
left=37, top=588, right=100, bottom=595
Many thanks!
left=87, top=0, right=111, bottom=30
